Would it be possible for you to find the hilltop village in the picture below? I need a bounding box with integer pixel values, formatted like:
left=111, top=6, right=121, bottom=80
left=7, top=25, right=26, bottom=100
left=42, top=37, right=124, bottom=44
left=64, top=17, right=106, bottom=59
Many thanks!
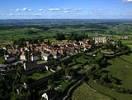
left=0, top=36, right=109, bottom=73
left=0, top=36, right=131, bottom=100
left=1, top=39, right=91, bottom=70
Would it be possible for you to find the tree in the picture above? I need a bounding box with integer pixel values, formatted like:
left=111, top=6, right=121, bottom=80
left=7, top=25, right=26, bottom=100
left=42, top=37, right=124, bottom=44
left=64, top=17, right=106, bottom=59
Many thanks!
left=48, top=79, right=54, bottom=90
left=69, top=33, right=86, bottom=41
left=55, top=33, right=65, bottom=40
left=99, top=57, right=107, bottom=68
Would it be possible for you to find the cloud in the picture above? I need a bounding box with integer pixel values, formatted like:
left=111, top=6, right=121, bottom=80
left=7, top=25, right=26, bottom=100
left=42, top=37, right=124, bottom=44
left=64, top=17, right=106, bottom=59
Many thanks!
left=123, top=0, right=132, bottom=2
left=47, top=8, right=62, bottom=11
left=22, top=8, right=32, bottom=11
left=8, top=13, right=43, bottom=16
left=15, top=8, right=32, bottom=12
left=126, top=0, right=132, bottom=1
left=63, top=8, right=82, bottom=14
left=14, top=8, right=82, bottom=13
left=16, top=8, right=21, bottom=12
left=47, top=8, right=82, bottom=13
left=33, top=13, right=43, bottom=16
left=63, top=10, right=71, bottom=13
left=39, top=9, right=44, bottom=11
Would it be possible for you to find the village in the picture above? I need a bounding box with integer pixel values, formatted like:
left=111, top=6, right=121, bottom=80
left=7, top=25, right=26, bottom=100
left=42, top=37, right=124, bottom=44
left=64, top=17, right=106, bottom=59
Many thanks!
left=0, top=36, right=108, bottom=74
left=0, top=35, right=131, bottom=100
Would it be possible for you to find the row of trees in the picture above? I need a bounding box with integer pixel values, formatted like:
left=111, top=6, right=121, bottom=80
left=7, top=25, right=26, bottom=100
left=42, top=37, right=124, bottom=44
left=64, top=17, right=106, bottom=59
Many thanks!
left=55, top=33, right=88, bottom=41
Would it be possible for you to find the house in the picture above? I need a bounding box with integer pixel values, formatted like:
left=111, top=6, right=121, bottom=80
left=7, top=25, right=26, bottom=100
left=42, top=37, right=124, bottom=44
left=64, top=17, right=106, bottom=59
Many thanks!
left=53, top=53, right=57, bottom=59
left=4, top=54, right=9, bottom=61
left=6, top=56, right=17, bottom=64
left=23, top=63, right=26, bottom=70
left=41, top=52, right=49, bottom=61
left=23, top=82, right=27, bottom=89
left=30, top=53, right=34, bottom=62
left=0, top=64, right=7, bottom=71
left=41, top=93, right=48, bottom=100
left=0, top=64, right=13, bottom=75
left=32, top=55, right=40, bottom=61
left=20, top=53, right=26, bottom=61
left=120, top=35, right=129, bottom=40
left=24, top=61, right=46, bottom=72
left=93, top=36, right=107, bottom=44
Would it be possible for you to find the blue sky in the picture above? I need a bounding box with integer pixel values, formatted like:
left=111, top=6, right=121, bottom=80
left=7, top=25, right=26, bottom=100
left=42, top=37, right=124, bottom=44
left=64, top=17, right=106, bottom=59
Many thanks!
left=0, top=0, right=132, bottom=19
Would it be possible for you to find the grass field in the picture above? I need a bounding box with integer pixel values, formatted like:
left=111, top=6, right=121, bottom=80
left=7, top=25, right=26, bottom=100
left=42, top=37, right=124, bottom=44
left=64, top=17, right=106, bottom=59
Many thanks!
left=121, top=40, right=132, bottom=49
left=107, top=53, right=132, bottom=89
left=0, top=27, right=56, bottom=44
left=72, top=83, right=112, bottom=100
left=87, top=53, right=132, bottom=100
left=88, top=80, right=132, bottom=100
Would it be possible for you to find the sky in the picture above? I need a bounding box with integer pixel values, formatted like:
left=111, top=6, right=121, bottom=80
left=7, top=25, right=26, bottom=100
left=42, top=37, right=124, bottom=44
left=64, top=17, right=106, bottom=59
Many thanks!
left=0, top=0, right=132, bottom=19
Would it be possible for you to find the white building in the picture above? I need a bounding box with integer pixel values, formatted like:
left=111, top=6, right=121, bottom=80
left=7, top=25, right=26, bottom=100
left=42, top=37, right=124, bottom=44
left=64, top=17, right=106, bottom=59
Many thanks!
left=23, top=63, right=26, bottom=70
left=93, top=36, right=107, bottom=44
left=41, top=93, right=48, bottom=100
left=41, top=52, right=49, bottom=61
left=20, top=54, right=26, bottom=61
left=4, top=55, right=9, bottom=60
left=30, top=54, right=34, bottom=62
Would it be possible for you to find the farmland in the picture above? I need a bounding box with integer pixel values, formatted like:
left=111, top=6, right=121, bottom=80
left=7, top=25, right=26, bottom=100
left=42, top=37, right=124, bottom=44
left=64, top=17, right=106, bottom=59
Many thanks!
left=1, top=19, right=132, bottom=45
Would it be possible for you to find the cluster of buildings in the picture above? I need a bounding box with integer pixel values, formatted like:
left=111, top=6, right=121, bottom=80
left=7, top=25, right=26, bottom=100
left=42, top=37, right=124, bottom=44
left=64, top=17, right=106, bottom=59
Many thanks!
left=0, top=36, right=111, bottom=75
left=0, top=39, right=94, bottom=75
left=19, top=39, right=92, bottom=62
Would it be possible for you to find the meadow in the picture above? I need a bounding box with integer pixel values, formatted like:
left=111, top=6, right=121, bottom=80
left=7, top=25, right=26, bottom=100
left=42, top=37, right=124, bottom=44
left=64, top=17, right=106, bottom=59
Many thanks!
left=72, top=83, right=112, bottom=100
left=107, top=54, right=132, bottom=89
left=87, top=53, right=132, bottom=100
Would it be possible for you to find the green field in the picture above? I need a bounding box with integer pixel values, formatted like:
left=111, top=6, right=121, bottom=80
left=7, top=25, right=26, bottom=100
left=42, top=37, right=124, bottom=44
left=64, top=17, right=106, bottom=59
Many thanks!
left=72, top=83, right=112, bottom=100
left=87, top=53, right=132, bottom=100
left=121, top=40, right=132, bottom=49
left=107, top=54, right=132, bottom=89
left=88, top=80, right=132, bottom=100
left=1, top=22, right=132, bottom=45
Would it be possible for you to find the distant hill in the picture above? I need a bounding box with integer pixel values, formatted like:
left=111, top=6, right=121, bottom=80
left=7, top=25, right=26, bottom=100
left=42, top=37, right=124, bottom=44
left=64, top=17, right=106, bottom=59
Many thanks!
left=0, top=19, right=132, bottom=26
left=0, top=19, right=132, bottom=44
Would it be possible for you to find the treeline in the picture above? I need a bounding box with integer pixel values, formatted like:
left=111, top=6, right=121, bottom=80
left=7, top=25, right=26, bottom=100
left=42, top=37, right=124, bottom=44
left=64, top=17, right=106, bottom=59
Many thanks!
left=55, top=33, right=88, bottom=41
